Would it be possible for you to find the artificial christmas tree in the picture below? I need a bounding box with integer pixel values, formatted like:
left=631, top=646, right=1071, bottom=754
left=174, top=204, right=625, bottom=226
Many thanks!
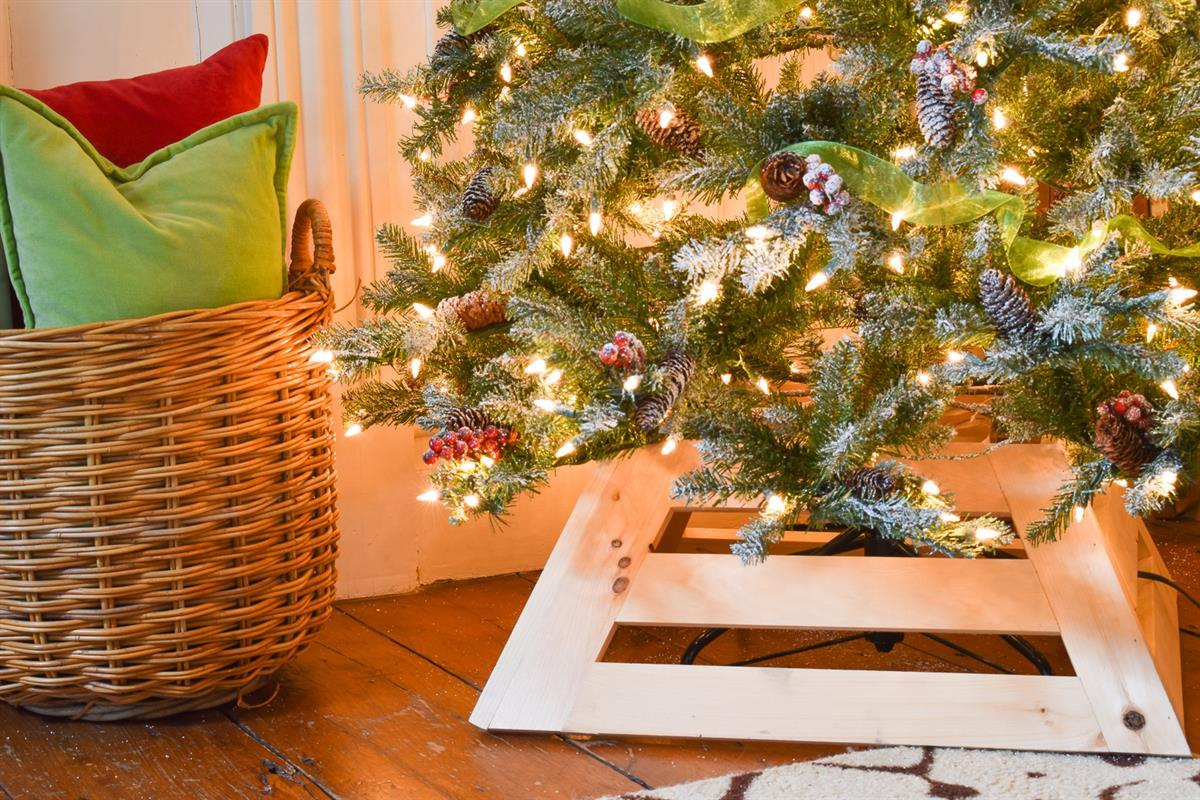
left=324, top=0, right=1200, bottom=559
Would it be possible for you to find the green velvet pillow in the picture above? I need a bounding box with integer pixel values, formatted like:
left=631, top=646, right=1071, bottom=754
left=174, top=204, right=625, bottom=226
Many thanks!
left=0, top=87, right=296, bottom=328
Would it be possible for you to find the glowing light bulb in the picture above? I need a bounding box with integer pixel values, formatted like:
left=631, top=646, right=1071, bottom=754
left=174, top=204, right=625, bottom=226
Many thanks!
left=893, top=145, right=917, bottom=160
left=555, top=441, right=577, bottom=458
left=400, top=94, right=418, bottom=109
left=805, top=271, right=829, bottom=292
left=1113, top=52, right=1130, bottom=72
left=697, top=281, right=720, bottom=305
left=412, top=302, right=435, bottom=319
left=798, top=5, right=814, bottom=20
left=945, top=9, right=966, bottom=24
left=745, top=225, right=775, bottom=241
left=1168, top=285, right=1198, bottom=305
left=658, top=107, right=675, bottom=128
left=411, top=214, right=433, bottom=228
left=544, top=368, right=563, bottom=385
left=1125, top=7, right=1143, bottom=27
left=1161, top=469, right=1179, bottom=487
left=417, top=489, right=441, bottom=502
left=573, top=129, right=593, bottom=147
left=1073, top=505, right=1085, bottom=523
left=410, top=357, right=422, bottom=379
left=310, top=349, right=335, bottom=365
left=886, top=253, right=905, bottom=274
left=1161, top=379, right=1180, bottom=400
left=1114, top=477, right=1130, bottom=488
left=916, top=371, right=932, bottom=386
left=559, top=232, right=574, bottom=257
left=765, top=494, right=789, bottom=515
left=921, top=479, right=941, bottom=496
left=945, top=349, right=966, bottom=364
left=661, top=199, right=679, bottom=221
left=418, top=148, right=432, bottom=162
left=525, top=358, right=548, bottom=375
left=940, top=512, right=961, bottom=523
left=533, top=399, right=557, bottom=412
left=622, top=374, right=643, bottom=393
left=975, top=526, right=1001, bottom=542
left=756, top=376, right=771, bottom=394
left=720, top=373, right=733, bottom=385
left=891, top=211, right=905, bottom=231
left=345, top=422, right=363, bottom=438
left=514, top=39, right=527, bottom=57
left=523, top=162, right=539, bottom=189
left=695, top=54, right=714, bottom=78
left=461, top=105, right=478, bottom=125
left=975, top=49, right=989, bottom=67
left=1000, top=166, right=1027, bottom=187
left=661, top=436, right=679, bottom=455
left=499, top=62, right=513, bottom=83
left=458, top=460, right=477, bottom=474
left=480, top=455, right=495, bottom=468
left=589, top=211, right=602, bottom=236
left=1191, top=189, right=1200, bottom=204
left=463, top=493, right=481, bottom=509
left=1146, top=322, right=1158, bottom=343
left=992, top=107, right=1008, bottom=130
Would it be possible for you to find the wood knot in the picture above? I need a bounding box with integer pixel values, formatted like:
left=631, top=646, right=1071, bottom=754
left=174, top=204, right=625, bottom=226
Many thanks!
left=1122, top=709, right=1146, bottom=731
left=612, top=577, right=630, bottom=594
left=617, top=556, right=632, bottom=568
left=610, top=539, right=623, bottom=548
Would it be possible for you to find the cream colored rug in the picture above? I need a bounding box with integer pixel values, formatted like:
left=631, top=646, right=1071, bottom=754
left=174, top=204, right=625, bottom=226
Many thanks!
left=602, top=746, right=1200, bottom=799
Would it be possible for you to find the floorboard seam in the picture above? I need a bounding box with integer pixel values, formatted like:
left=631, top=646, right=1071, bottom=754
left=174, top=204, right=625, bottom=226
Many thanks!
left=334, top=606, right=485, bottom=691
left=557, top=737, right=655, bottom=791
left=220, top=710, right=342, bottom=800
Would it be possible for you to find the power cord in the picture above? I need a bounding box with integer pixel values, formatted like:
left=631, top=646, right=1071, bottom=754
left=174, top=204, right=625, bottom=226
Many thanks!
left=1137, top=570, right=1200, bottom=640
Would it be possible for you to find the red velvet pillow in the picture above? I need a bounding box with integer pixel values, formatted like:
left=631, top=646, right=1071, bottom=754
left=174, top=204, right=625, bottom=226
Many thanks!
left=24, top=34, right=269, bottom=168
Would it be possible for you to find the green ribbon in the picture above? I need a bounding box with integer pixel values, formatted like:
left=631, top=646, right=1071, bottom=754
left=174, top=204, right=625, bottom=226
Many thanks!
left=450, top=0, right=524, bottom=36
left=747, top=142, right=1200, bottom=285
left=451, top=0, right=802, bottom=41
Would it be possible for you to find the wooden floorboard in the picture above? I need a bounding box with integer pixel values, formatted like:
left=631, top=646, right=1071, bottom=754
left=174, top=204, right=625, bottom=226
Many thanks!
left=0, top=523, right=1197, bottom=798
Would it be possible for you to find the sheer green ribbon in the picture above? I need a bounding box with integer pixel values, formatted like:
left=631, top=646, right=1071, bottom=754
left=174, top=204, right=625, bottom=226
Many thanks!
left=746, top=142, right=1200, bottom=285
left=450, top=0, right=524, bottom=35
left=451, top=0, right=802, bottom=41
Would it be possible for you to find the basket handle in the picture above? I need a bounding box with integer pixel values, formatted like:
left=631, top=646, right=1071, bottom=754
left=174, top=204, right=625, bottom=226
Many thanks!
left=288, top=199, right=336, bottom=295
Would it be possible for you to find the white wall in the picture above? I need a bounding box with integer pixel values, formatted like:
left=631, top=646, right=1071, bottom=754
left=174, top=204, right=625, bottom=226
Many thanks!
left=0, top=0, right=597, bottom=598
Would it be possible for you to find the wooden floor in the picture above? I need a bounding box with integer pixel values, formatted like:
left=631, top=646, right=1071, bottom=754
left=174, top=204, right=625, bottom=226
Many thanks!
left=2, top=523, right=1200, bottom=800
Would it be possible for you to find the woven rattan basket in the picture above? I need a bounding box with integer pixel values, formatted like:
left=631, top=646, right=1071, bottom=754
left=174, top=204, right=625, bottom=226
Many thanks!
left=0, top=199, right=339, bottom=720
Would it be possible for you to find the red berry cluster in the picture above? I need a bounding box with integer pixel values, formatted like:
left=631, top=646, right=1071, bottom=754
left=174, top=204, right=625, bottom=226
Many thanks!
left=423, top=425, right=515, bottom=465
left=1097, top=391, right=1155, bottom=433
left=598, top=331, right=646, bottom=371
left=911, top=41, right=988, bottom=106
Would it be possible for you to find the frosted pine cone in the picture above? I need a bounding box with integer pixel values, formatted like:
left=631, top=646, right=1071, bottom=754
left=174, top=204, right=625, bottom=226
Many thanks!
left=634, top=350, right=696, bottom=432
left=760, top=152, right=808, bottom=202
left=433, top=31, right=472, bottom=61
left=843, top=467, right=896, bottom=501
left=979, top=269, right=1039, bottom=341
left=461, top=167, right=501, bottom=221
left=444, top=406, right=491, bottom=430
left=910, top=42, right=979, bottom=149
left=1095, top=392, right=1159, bottom=476
left=635, top=107, right=704, bottom=158
left=437, top=289, right=508, bottom=330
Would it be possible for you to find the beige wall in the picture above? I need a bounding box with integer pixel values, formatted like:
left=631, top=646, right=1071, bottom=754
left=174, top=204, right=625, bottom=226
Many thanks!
left=1, top=0, right=596, bottom=598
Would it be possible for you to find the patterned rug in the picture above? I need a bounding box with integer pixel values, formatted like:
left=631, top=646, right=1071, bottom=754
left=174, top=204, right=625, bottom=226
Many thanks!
left=602, top=746, right=1200, bottom=799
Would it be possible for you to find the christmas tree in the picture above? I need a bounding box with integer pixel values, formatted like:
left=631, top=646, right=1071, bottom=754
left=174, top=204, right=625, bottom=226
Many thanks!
left=321, top=0, right=1200, bottom=562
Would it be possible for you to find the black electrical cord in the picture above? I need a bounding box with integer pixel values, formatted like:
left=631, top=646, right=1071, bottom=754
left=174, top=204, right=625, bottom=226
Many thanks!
left=1137, top=569, right=1200, bottom=642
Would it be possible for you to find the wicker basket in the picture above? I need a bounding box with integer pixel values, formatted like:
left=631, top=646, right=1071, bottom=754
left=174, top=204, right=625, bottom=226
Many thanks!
left=0, top=199, right=339, bottom=720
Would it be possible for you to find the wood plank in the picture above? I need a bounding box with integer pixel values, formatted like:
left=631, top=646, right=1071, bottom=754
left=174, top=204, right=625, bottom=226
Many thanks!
left=473, top=444, right=702, bottom=732
left=1137, top=527, right=1184, bottom=722
left=0, top=706, right=326, bottom=800
left=1093, top=486, right=1141, bottom=606
left=902, top=442, right=1010, bottom=516
left=228, top=611, right=639, bottom=800
left=566, top=663, right=1106, bottom=751
left=618, top=553, right=1059, bottom=635
left=990, top=444, right=1190, bottom=755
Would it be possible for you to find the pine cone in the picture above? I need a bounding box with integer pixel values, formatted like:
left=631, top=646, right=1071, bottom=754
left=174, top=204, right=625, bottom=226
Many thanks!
left=760, top=152, right=807, bottom=202
left=915, top=68, right=955, bottom=149
left=445, top=406, right=491, bottom=430
left=432, top=29, right=491, bottom=61
left=437, top=289, right=508, bottom=330
left=634, top=350, right=696, bottom=432
left=979, top=269, right=1039, bottom=341
left=1095, top=392, right=1159, bottom=476
left=843, top=467, right=895, bottom=501
left=635, top=107, right=704, bottom=158
left=461, top=167, right=501, bottom=221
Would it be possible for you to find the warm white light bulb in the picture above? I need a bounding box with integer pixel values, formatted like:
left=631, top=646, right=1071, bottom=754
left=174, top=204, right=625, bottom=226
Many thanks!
left=345, top=422, right=364, bottom=438
left=661, top=199, right=679, bottom=221
left=525, top=357, right=548, bottom=375
left=891, top=211, right=905, bottom=231
left=661, top=436, right=679, bottom=455
left=720, top=373, right=733, bottom=385
left=461, top=105, right=478, bottom=125
left=463, top=493, right=481, bottom=509
left=921, top=479, right=941, bottom=496
left=623, top=374, right=642, bottom=392
left=418, top=148, right=432, bottom=162
left=1146, top=322, right=1159, bottom=343
left=514, top=39, right=527, bottom=57
left=523, top=162, right=539, bottom=189
left=940, top=512, right=961, bottom=523
left=992, top=108, right=1008, bottom=130
left=479, top=455, right=495, bottom=468
left=805, top=271, right=829, bottom=292
left=1073, top=505, right=1085, bottom=523
left=944, top=9, right=966, bottom=24
left=555, top=441, right=577, bottom=458
left=893, top=145, right=917, bottom=160
left=400, top=94, right=418, bottom=109
left=417, top=489, right=441, bottom=502
left=756, top=377, right=771, bottom=395
left=410, top=357, right=422, bottom=379
left=412, top=302, right=435, bottom=319
left=975, top=49, right=989, bottom=68
left=658, top=107, right=675, bottom=128
left=411, top=214, right=433, bottom=228
left=1161, top=379, right=1180, bottom=400
left=1113, top=52, right=1130, bottom=72
left=589, top=211, right=602, bottom=236
left=765, top=494, right=789, bottom=515
left=559, top=232, right=574, bottom=257
left=1191, top=189, right=1200, bottom=204
left=745, top=225, right=775, bottom=241
left=697, top=280, right=720, bottom=305
left=798, top=5, right=814, bottom=20
left=695, top=54, right=714, bottom=78
left=1000, top=166, right=1027, bottom=187
left=945, top=349, right=966, bottom=364
left=573, top=129, right=593, bottom=147
left=1125, top=7, right=1143, bottom=27
left=499, top=62, right=513, bottom=83
left=886, top=253, right=905, bottom=274
left=544, top=368, right=563, bottom=386
left=533, top=398, right=558, bottom=412
left=975, top=526, right=1001, bottom=542
left=1169, top=286, right=1198, bottom=305
left=310, top=349, right=335, bottom=365
left=916, top=371, right=932, bottom=387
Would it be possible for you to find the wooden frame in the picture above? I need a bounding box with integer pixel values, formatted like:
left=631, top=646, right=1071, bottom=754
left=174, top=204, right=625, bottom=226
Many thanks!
left=471, top=442, right=1189, bottom=755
